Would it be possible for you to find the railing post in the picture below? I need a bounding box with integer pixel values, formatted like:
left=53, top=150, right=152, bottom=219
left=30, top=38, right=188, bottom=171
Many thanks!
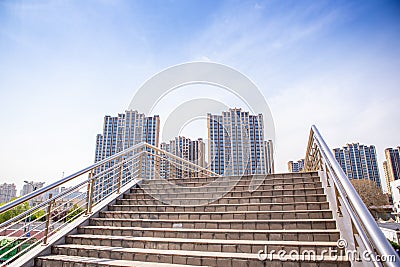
left=43, top=193, right=53, bottom=245
left=117, top=161, right=123, bottom=194
left=85, top=171, right=93, bottom=215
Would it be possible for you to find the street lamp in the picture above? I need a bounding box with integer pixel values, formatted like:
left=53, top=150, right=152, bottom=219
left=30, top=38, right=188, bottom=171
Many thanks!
left=23, top=181, right=38, bottom=237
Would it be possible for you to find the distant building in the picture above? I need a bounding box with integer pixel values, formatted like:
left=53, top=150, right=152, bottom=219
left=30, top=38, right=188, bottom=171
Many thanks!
left=207, top=108, right=272, bottom=176
left=333, top=143, right=381, bottom=187
left=20, top=181, right=44, bottom=196
left=56, top=186, right=86, bottom=210
left=288, top=159, right=304, bottom=173
left=384, top=147, right=400, bottom=194
left=0, top=183, right=17, bottom=203
left=159, top=142, right=171, bottom=179
left=93, top=110, right=160, bottom=198
left=20, top=181, right=45, bottom=206
left=159, top=136, right=206, bottom=179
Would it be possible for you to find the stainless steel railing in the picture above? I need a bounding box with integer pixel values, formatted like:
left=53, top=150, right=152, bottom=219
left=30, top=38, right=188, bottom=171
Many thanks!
left=0, top=142, right=218, bottom=266
left=305, top=125, right=399, bottom=267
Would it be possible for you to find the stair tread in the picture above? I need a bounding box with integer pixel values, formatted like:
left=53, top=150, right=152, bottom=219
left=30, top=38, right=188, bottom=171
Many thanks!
left=132, top=188, right=324, bottom=193
left=91, top=218, right=336, bottom=222
left=52, top=244, right=348, bottom=262
left=79, top=225, right=340, bottom=233
left=102, top=209, right=331, bottom=214
left=92, top=218, right=336, bottom=223
left=140, top=182, right=321, bottom=188
left=112, top=201, right=329, bottom=206
left=124, top=193, right=327, bottom=199
left=67, top=234, right=338, bottom=246
left=37, top=255, right=201, bottom=267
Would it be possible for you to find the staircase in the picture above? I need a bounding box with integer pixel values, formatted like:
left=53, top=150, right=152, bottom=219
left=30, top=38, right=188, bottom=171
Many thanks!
left=35, top=172, right=350, bottom=267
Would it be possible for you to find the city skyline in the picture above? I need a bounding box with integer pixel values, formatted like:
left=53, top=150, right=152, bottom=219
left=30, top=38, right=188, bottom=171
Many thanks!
left=2, top=106, right=399, bottom=195
left=0, top=1, right=399, bottom=192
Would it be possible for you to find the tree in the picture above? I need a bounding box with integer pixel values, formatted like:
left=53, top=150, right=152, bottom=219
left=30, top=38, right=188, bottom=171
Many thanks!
left=351, top=179, right=389, bottom=208
left=0, top=198, right=30, bottom=224
left=66, top=204, right=84, bottom=222
left=31, top=209, right=46, bottom=222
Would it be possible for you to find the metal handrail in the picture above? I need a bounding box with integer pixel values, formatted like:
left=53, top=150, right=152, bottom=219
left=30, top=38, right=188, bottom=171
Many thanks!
left=0, top=142, right=146, bottom=215
left=305, top=125, right=399, bottom=266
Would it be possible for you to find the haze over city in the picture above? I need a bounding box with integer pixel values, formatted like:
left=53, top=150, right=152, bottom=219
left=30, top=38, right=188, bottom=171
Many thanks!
left=0, top=0, right=399, bottom=192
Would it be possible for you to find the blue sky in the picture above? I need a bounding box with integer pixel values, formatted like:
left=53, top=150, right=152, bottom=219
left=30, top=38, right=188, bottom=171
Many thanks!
left=0, top=0, right=399, bottom=193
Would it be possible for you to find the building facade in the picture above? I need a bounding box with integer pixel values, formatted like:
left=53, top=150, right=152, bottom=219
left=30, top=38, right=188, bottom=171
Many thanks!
left=207, top=108, right=272, bottom=176
left=288, top=159, right=304, bottom=173
left=384, top=147, right=400, bottom=194
left=333, top=143, right=381, bottom=187
left=0, top=183, right=17, bottom=203
left=94, top=110, right=160, bottom=198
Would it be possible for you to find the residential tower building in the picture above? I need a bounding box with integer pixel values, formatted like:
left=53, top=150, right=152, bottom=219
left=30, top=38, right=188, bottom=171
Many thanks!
left=207, top=108, right=271, bottom=176
left=333, top=143, right=381, bottom=187
left=0, top=183, right=17, bottom=203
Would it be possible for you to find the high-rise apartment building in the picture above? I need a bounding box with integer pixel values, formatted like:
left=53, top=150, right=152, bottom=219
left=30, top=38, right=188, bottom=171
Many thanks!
left=333, top=143, right=381, bottom=187
left=207, top=108, right=271, bottom=176
left=94, top=110, right=160, bottom=198
left=288, top=159, right=304, bottom=173
left=159, top=136, right=206, bottom=179
left=0, top=183, right=17, bottom=203
left=383, top=147, right=400, bottom=194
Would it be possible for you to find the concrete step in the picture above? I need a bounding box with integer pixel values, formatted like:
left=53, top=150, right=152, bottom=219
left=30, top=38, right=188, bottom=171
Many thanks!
left=78, top=226, right=341, bottom=242
left=111, top=201, right=330, bottom=212
left=35, top=255, right=201, bottom=267
left=162, top=172, right=318, bottom=184
left=131, top=188, right=325, bottom=199
left=50, top=244, right=350, bottom=267
left=120, top=194, right=328, bottom=205
left=99, top=209, right=333, bottom=220
left=89, top=218, right=337, bottom=230
left=136, top=181, right=323, bottom=192
left=145, top=175, right=321, bottom=187
left=65, top=234, right=341, bottom=254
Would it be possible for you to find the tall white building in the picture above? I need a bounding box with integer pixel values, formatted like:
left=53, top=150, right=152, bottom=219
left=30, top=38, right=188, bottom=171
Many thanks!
left=0, top=183, right=17, bottom=203
left=207, top=108, right=272, bottom=176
